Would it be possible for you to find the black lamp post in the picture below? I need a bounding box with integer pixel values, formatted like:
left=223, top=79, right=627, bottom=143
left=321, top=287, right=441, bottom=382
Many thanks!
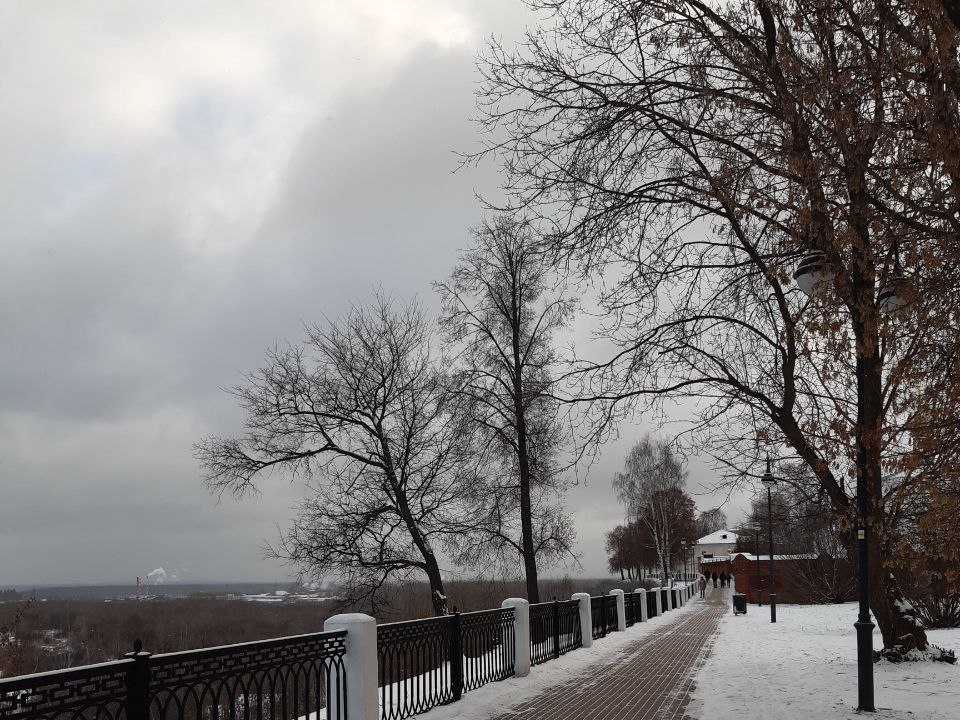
left=752, top=524, right=762, bottom=607
left=795, top=254, right=887, bottom=712
left=760, top=457, right=777, bottom=623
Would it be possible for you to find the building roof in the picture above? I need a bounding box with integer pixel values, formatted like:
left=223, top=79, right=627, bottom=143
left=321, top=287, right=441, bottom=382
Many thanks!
left=696, top=529, right=738, bottom=545
left=730, top=552, right=817, bottom=561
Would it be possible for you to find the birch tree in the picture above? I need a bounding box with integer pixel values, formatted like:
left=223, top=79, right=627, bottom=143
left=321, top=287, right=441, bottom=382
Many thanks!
left=436, top=215, right=576, bottom=602
left=613, top=436, right=694, bottom=578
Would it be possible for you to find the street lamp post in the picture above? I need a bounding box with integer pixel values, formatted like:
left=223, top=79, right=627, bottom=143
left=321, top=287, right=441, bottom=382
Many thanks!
left=760, top=458, right=777, bottom=623
left=795, top=253, right=886, bottom=712
left=753, top=524, right=762, bottom=607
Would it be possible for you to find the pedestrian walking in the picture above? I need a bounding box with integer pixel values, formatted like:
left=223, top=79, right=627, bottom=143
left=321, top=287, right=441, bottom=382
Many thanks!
left=698, top=576, right=707, bottom=598
left=711, top=571, right=717, bottom=588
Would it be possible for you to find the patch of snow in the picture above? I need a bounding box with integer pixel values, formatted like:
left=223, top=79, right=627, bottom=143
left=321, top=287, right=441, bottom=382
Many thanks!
left=691, top=601, right=959, bottom=720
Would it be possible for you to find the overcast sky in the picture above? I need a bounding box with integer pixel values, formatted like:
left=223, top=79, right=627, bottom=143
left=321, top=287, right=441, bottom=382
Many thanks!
left=1, top=1, right=751, bottom=587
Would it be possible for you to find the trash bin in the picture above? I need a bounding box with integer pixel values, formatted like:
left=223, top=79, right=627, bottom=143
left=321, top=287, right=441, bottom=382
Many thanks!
left=732, top=593, right=747, bottom=615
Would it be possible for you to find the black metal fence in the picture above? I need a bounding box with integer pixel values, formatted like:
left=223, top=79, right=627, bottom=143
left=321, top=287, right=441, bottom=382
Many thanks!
left=589, top=595, right=620, bottom=640
left=528, top=599, right=582, bottom=667
left=590, top=595, right=606, bottom=640
left=529, top=602, right=556, bottom=666
left=556, top=600, right=582, bottom=655
left=460, top=608, right=514, bottom=692
left=625, top=592, right=641, bottom=626
left=377, top=607, right=515, bottom=720
left=377, top=615, right=451, bottom=720
left=2, top=587, right=692, bottom=720
left=0, top=631, right=348, bottom=720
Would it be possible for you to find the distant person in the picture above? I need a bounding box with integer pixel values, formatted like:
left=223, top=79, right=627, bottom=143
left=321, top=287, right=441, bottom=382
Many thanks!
left=699, top=576, right=707, bottom=598
left=711, top=571, right=718, bottom=588
left=728, top=573, right=734, bottom=590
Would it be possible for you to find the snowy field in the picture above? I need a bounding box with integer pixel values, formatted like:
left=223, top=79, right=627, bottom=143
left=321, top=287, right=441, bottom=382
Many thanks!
left=691, top=599, right=960, bottom=720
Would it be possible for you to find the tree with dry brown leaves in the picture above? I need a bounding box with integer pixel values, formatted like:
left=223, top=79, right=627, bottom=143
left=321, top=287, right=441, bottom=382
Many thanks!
left=474, top=0, right=960, bottom=654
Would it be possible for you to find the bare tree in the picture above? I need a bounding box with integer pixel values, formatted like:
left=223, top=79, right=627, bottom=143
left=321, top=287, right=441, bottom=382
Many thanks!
left=474, top=0, right=960, bottom=653
left=435, top=215, right=576, bottom=603
left=613, top=436, right=696, bottom=578
left=695, top=508, right=728, bottom=538
left=196, top=295, right=479, bottom=615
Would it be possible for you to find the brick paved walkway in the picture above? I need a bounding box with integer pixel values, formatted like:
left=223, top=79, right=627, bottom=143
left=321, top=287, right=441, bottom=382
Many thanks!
left=492, top=585, right=729, bottom=720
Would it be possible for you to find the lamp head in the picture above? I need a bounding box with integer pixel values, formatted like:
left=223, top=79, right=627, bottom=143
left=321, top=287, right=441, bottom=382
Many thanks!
left=760, top=456, right=776, bottom=487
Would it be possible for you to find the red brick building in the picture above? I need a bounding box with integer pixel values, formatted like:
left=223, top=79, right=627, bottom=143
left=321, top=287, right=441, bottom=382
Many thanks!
left=700, top=552, right=821, bottom=604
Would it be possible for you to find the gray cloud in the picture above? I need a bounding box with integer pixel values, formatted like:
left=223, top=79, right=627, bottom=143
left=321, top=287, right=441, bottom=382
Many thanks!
left=1, top=1, right=748, bottom=588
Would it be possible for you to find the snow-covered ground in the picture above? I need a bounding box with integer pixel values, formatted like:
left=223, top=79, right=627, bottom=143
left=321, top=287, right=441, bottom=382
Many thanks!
left=691, top=599, right=960, bottom=720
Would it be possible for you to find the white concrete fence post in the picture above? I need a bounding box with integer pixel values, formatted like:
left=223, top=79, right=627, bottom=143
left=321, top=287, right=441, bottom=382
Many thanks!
left=324, top=613, right=377, bottom=720
left=502, top=598, right=531, bottom=677
left=610, top=589, right=626, bottom=631
left=634, top=588, right=648, bottom=622
left=572, top=592, right=593, bottom=648
left=654, top=587, right=663, bottom=616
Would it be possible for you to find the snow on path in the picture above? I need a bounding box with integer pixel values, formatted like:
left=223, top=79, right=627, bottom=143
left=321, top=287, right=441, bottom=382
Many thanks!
left=416, top=590, right=703, bottom=720
left=690, top=600, right=960, bottom=720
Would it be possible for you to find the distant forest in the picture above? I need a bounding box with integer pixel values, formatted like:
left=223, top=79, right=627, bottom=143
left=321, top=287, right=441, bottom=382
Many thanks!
left=1, top=576, right=624, bottom=676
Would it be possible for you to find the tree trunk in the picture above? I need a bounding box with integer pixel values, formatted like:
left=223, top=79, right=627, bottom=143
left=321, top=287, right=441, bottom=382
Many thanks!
left=424, top=554, right=448, bottom=616
left=384, top=447, right=449, bottom=615
left=851, top=255, right=928, bottom=654
left=516, top=414, right=541, bottom=603
left=512, top=277, right=540, bottom=604
left=867, top=530, right=928, bottom=655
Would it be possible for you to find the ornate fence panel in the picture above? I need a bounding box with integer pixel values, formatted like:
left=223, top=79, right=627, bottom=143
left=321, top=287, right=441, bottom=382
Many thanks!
left=460, top=608, right=514, bottom=691
left=625, top=592, right=637, bottom=627
left=647, top=589, right=658, bottom=618
left=589, top=595, right=606, bottom=640
left=528, top=603, right=555, bottom=667
left=0, top=631, right=348, bottom=720
left=0, top=659, right=132, bottom=720
left=148, top=631, right=347, bottom=720
left=556, top=600, right=581, bottom=655
left=604, top=597, right=618, bottom=634
left=377, top=616, right=452, bottom=720
left=660, top=588, right=669, bottom=612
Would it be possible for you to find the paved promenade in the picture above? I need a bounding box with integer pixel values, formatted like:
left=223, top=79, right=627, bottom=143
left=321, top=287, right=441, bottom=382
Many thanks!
left=492, top=585, right=729, bottom=720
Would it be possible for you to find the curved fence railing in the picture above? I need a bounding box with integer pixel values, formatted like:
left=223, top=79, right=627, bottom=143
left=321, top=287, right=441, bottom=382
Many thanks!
left=625, top=591, right=640, bottom=626
left=604, top=596, right=618, bottom=634
left=590, top=595, right=606, bottom=639
left=0, top=658, right=132, bottom=720
left=556, top=600, right=582, bottom=655
left=149, top=631, right=347, bottom=720
left=377, top=615, right=451, bottom=720
left=529, top=602, right=556, bottom=666
left=460, top=608, right=514, bottom=691
left=0, top=631, right=348, bottom=720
